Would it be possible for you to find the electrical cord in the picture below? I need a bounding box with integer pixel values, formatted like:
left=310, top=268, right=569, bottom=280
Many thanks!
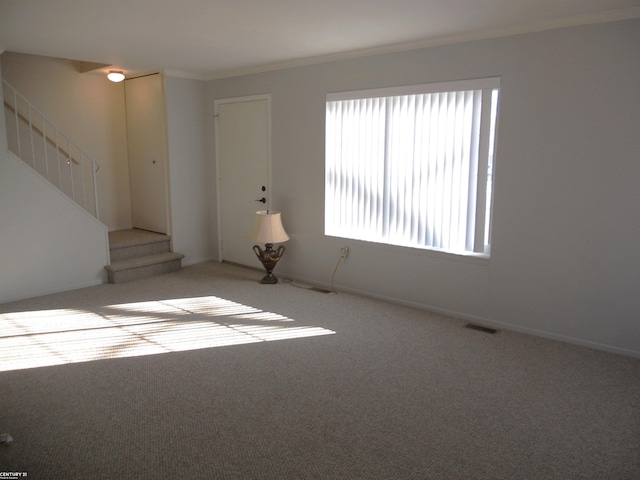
left=282, top=278, right=314, bottom=290
left=283, top=250, right=347, bottom=294
left=330, top=256, right=344, bottom=293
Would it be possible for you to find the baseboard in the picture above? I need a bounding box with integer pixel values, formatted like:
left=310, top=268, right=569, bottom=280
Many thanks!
left=182, top=256, right=218, bottom=267
left=481, top=320, right=640, bottom=359
left=0, top=276, right=106, bottom=305
left=281, top=272, right=640, bottom=359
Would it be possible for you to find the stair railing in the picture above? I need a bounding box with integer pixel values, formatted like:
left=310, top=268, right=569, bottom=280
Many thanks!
left=2, top=79, right=100, bottom=219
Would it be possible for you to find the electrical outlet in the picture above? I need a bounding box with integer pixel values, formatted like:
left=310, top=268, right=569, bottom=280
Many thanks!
left=340, top=246, right=349, bottom=259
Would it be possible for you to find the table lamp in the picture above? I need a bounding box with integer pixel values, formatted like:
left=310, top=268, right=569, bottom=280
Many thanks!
left=247, top=211, right=289, bottom=284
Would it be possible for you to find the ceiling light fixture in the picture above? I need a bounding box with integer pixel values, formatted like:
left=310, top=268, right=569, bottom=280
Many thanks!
left=107, top=70, right=125, bottom=82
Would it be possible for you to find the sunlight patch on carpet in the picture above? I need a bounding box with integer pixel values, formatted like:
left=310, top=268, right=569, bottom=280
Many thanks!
left=0, top=296, right=335, bottom=372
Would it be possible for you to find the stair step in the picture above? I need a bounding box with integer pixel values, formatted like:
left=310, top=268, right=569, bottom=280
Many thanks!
left=108, top=229, right=170, bottom=248
left=105, top=252, right=185, bottom=284
left=108, top=229, right=171, bottom=261
left=105, top=229, right=184, bottom=283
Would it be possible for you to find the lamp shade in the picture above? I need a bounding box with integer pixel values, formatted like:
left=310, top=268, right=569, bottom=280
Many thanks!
left=248, top=211, right=289, bottom=244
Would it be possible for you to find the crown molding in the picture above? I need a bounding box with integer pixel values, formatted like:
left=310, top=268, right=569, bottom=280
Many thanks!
left=205, top=6, right=640, bottom=81
left=163, top=69, right=208, bottom=81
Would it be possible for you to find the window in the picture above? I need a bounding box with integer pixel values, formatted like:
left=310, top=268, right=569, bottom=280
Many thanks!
left=325, top=78, right=500, bottom=257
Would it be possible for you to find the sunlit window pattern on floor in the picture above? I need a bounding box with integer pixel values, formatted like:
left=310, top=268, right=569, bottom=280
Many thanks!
left=0, top=296, right=335, bottom=372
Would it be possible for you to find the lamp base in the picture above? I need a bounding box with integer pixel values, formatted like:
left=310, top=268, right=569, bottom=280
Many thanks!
left=252, top=243, right=286, bottom=285
left=260, top=272, right=279, bottom=284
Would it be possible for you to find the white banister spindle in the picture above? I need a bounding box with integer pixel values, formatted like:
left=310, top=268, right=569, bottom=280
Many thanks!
left=41, top=112, right=49, bottom=180
left=55, top=127, right=63, bottom=190
left=79, top=149, right=87, bottom=210
left=28, top=104, right=36, bottom=170
left=67, top=136, right=75, bottom=201
left=92, top=160, right=100, bottom=218
left=12, top=89, right=21, bottom=159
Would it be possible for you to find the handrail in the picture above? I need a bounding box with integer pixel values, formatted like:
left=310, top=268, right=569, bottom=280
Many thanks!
left=2, top=79, right=101, bottom=219
left=3, top=100, right=82, bottom=167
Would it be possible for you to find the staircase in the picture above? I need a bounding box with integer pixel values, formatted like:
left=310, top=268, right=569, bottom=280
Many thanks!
left=105, top=229, right=184, bottom=283
left=3, top=80, right=100, bottom=218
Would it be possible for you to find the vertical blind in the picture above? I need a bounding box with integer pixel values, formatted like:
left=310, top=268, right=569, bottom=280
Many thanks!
left=325, top=78, right=499, bottom=256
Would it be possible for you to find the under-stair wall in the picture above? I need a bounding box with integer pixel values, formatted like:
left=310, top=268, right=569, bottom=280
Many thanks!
left=0, top=150, right=110, bottom=304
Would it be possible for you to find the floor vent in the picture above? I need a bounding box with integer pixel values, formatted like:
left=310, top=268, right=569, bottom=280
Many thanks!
left=465, top=323, right=498, bottom=334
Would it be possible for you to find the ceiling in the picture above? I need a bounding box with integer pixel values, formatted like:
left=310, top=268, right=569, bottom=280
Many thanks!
left=1, top=0, right=639, bottom=79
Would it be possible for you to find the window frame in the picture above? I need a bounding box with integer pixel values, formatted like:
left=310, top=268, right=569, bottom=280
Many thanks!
left=324, top=77, right=500, bottom=258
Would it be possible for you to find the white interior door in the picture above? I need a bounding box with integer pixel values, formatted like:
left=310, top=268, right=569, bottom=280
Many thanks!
left=215, top=96, right=270, bottom=267
left=125, top=73, right=170, bottom=234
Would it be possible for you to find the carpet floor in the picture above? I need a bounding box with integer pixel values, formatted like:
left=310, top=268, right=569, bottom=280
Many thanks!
left=1, top=261, right=639, bottom=479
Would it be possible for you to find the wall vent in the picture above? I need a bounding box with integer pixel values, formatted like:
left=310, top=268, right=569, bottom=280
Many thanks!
left=465, top=323, right=498, bottom=334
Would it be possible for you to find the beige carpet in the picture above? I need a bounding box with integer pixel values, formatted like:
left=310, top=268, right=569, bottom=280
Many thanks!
left=1, top=261, right=639, bottom=479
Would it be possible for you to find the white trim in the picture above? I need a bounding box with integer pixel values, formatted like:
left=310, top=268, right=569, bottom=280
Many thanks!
left=159, top=72, right=173, bottom=238
left=325, top=79, right=499, bottom=257
left=181, top=256, right=218, bottom=267
left=205, top=7, right=640, bottom=81
left=282, top=271, right=640, bottom=359
left=214, top=93, right=273, bottom=107
left=163, top=69, right=208, bottom=81
left=5, top=278, right=107, bottom=304
left=327, top=77, right=501, bottom=101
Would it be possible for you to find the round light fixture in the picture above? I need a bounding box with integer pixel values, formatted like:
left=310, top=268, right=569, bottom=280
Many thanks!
left=107, top=70, right=125, bottom=82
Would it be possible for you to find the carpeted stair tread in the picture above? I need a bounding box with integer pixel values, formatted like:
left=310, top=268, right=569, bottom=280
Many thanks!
left=105, top=251, right=185, bottom=273
left=108, top=229, right=171, bottom=249
left=105, top=229, right=184, bottom=283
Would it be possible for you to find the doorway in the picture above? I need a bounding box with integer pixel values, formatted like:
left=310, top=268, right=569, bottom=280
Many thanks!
left=214, top=95, right=271, bottom=267
left=125, top=73, right=170, bottom=234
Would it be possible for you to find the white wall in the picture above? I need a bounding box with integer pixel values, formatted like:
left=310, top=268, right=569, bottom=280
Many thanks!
left=206, top=19, right=640, bottom=356
left=2, top=22, right=638, bottom=355
left=0, top=152, right=110, bottom=303
left=0, top=52, right=6, bottom=154
left=165, top=75, right=215, bottom=264
left=1, top=52, right=131, bottom=231
left=0, top=60, right=109, bottom=303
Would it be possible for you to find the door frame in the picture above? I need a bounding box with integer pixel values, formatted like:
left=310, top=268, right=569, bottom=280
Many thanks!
left=214, top=94, right=272, bottom=262
left=125, top=72, right=172, bottom=235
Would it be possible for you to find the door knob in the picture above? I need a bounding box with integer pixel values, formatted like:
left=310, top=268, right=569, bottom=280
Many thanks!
left=255, top=197, right=266, bottom=203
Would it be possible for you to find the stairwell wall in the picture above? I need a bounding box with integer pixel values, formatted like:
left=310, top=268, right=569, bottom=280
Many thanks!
left=0, top=59, right=110, bottom=303
left=1, top=52, right=217, bottom=275
left=0, top=52, right=132, bottom=231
